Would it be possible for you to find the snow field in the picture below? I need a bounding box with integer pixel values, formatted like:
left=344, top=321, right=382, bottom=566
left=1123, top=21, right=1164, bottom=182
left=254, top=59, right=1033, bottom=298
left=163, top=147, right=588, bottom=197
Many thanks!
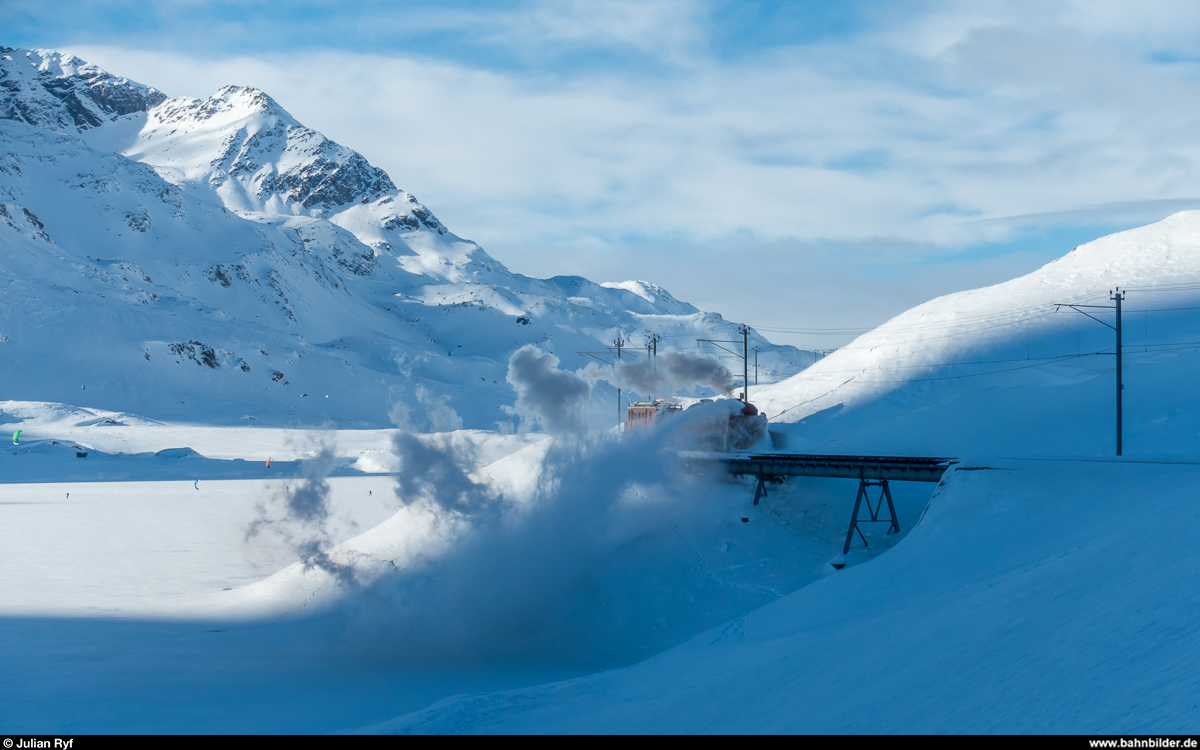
left=235, top=422, right=923, bottom=668
left=374, top=458, right=1200, bottom=733
left=0, top=476, right=399, bottom=617
left=0, top=407, right=919, bottom=732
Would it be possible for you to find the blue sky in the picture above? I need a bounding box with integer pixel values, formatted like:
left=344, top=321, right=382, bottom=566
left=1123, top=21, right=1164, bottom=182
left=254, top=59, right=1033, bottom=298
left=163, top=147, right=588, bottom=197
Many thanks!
left=4, top=1, right=887, bottom=66
left=7, top=0, right=1200, bottom=347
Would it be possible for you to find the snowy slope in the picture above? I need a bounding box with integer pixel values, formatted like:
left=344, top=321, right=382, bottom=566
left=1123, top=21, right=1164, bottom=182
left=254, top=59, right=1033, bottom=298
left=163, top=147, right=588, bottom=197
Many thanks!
left=0, top=403, right=555, bottom=617
left=755, top=211, right=1200, bottom=458
left=0, top=46, right=813, bottom=429
left=80, top=83, right=463, bottom=274
left=373, top=458, right=1200, bottom=733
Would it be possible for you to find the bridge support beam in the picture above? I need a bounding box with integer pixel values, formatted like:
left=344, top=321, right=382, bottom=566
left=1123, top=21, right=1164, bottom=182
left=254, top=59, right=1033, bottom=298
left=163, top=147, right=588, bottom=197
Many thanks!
left=753, top=476, right=768, bottom=505
left=752, top=475, right=784, bottom=505
left=842, top=479, right=900, bottom=554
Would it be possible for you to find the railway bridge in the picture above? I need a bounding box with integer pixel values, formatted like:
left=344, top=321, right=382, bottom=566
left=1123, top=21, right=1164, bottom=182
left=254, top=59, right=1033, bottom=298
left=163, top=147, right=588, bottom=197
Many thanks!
left=718, top=453, right=954, bottom=558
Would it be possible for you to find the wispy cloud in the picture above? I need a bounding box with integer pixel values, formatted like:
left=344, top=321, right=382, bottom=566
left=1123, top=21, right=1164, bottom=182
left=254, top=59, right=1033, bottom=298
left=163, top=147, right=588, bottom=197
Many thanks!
left=26, top=0, right=1200, bottom=342
left=71, top=33, right=1200, bottom=241
left=506, top=0, right=709, bottom=63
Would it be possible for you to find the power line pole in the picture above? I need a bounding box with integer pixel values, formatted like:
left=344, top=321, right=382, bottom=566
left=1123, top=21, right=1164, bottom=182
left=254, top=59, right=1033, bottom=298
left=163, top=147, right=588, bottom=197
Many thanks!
left=648, top=338, right=657, bottom=400
left=614, top=336, right=624, bottom=427
left=739, top=325, right=749, bottom=401
left=1055, top=288, right=1125, bottom=456
left=1113, top=288, right=1125, bottom=456
left=647, top=334, right=660, bottom=402
left=753, top=345, right=762, bottom=385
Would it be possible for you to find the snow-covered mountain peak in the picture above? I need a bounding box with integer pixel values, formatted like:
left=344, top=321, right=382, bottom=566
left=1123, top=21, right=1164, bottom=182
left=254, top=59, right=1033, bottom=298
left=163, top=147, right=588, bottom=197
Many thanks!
left=84, top=81, right=460, bottom=269
left=3, top=47, right=452, bottom=262
left=0, top=46, right=166, bottom=133
left=199, top=85, right=290, bottom=119
left=24, top=48, right=102, bottom=79
left=0, top=46, right=814, bottom=427
left=144, top=85, right=301, bottom=134
left=114, top=87, right=403, bottom=218
left=600, top=280, right=679, bottom=306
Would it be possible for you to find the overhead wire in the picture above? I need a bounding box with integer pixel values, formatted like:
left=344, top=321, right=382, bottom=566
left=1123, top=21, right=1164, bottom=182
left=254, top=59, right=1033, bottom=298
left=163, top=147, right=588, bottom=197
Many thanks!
left=784, top=350, right=1113, bottom=376
left=746, top=300, right=1200, bottom=344
left=743, top=280, right=1200, bottom=340
left=785, top=342, right=1200, bottom=385
left=630, top=280, right=1200, bottom=360
left=641, top=279, right=1200, bottom=397
left=780, top=352, right=1110, bottom=384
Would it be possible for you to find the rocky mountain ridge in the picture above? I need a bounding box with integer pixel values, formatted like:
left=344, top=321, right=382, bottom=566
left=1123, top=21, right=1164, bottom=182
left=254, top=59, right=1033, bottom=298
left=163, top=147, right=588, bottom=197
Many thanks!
left=0, top=46, right=814, bottom=429
left=0, top=46, right=166, bottom=132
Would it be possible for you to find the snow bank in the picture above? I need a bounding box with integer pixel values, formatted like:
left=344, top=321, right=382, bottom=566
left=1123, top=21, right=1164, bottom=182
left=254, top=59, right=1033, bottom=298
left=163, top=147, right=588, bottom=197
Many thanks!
left=756, top=211, right=1200, bottom=458
left=373, top=458, right=1200, bottom=733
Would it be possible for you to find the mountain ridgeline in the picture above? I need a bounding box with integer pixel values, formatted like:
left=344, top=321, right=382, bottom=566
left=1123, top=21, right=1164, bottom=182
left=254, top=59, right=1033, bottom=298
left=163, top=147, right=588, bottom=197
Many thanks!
left=0, top=46, right=814, bottom=429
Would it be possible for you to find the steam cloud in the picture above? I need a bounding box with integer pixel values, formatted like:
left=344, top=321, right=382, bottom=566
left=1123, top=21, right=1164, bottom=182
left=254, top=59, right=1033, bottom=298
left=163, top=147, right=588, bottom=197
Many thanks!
left=616, top=349, right=733, bottom=396
left=392, top=431, right=498, bottom=519
left=323, top=401, right=768, bottom=668
left=506, top=345, right=592, bottom=433
left=388, top=384, right=464, bottom=433
left=415, top=384, right=464, bottom=432
left=246, top=444, right=358, bottom=586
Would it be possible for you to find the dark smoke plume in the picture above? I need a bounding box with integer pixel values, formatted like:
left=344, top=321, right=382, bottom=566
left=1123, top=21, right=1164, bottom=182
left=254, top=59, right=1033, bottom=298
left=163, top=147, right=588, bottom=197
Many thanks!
left=392, top=431, right=499, bottom=520
left=616, top=349, right=733, bottom=396
left=246, top=445, right=359, bottom=586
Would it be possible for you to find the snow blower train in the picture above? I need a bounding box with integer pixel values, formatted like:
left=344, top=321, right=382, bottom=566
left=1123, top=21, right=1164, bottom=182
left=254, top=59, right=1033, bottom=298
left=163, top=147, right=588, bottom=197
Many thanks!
left=625, top=398, right=769, bottom=452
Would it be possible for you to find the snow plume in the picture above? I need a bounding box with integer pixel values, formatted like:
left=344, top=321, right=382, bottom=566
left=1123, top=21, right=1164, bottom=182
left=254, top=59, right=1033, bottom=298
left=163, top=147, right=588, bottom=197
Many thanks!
left=247, top=444, right=359, bottom=586
left=387, top=354, right=466, bottom=433
left=387, top=396, right=411, bottom=429
left=415, top=384, right=464, bottom=432
left=336, top=409, right=759, bottom=668
left=387, top=384, right=464, bottom=433
left=616, top=348, right=733, bottom=397
left=506, top=345, right=592, bottom=434
left=391, top=431, right=498, bottom=520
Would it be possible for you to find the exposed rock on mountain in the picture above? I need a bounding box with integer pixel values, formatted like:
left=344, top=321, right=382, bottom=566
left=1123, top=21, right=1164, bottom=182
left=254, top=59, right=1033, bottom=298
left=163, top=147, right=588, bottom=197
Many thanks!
left=0, top=46, right=166, bottom=131
left=0, top=47, right=814, bottom=429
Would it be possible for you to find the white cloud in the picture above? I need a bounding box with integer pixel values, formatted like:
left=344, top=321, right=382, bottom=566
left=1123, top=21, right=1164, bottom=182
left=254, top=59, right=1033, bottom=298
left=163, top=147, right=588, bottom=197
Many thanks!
left=54, top=0, right=1200, bottom=339
left=511, top=0, right=709, bottom=63
left=68, top=12, right=1200, bottom=246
